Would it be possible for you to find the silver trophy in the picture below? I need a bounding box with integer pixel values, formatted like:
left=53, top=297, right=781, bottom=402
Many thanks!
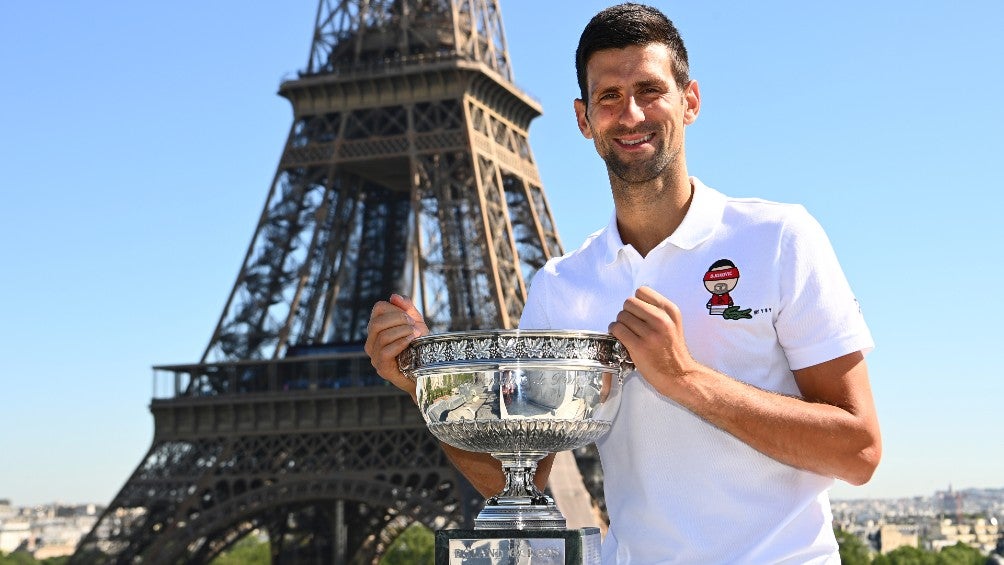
left=398, top=330, right=632, bottom=531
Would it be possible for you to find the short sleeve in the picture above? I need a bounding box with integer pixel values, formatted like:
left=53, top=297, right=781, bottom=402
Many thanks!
left=774, top=206, right=873, bottom=370
left=518, top=266, right=552, bottom=329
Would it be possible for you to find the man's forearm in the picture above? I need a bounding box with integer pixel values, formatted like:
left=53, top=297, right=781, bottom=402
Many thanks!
left=666, top=353, right=880, bottom=484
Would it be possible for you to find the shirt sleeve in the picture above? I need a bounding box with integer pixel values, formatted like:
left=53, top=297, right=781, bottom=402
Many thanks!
left=774, top=206, right=874, bottom=370
left=518, top=267, right=552, bottom=330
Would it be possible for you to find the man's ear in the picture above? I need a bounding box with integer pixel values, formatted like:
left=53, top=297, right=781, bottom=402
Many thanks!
left=574, top=99, right=593, bottom=139
left=683, top=80, right=701, bottom=125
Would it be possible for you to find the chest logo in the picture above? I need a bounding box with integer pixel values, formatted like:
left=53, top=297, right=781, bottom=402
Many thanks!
left=704, top=259, right=752, bottom=320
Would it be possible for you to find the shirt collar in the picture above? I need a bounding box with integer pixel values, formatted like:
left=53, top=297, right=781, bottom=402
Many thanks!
left=601, top=176, right=725, bottom=265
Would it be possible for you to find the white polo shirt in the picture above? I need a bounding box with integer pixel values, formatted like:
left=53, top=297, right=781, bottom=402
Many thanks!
left=520, top=178, right=873, bottom=564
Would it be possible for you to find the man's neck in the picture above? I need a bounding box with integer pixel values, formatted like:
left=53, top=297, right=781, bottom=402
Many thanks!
left=613, top=174, right=694, bottom=257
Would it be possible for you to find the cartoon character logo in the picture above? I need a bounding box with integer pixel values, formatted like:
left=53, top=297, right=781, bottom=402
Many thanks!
left=704, top=259, right=751, bottom=320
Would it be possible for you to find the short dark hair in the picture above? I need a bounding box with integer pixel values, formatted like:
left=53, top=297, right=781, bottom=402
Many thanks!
left=575, top=3, right=690, bottom=103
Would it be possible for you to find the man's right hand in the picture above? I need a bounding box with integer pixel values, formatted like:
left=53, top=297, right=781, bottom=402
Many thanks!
left=365, top=293, right=550, bottom=497
left=364, top=294, right=429, bottom=401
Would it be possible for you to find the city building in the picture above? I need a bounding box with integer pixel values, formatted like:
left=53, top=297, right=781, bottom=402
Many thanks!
left=0, top=501, right=101, bottom=559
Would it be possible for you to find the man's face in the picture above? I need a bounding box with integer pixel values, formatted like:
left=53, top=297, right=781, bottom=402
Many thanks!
left=574, top=43, right=699, bottom=184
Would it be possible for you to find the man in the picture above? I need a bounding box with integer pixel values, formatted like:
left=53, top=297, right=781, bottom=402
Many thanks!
left=366, top=3, right=881, bottom=563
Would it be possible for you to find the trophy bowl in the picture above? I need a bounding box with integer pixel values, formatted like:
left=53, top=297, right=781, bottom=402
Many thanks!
left=398, top=330, right=632, bottom=530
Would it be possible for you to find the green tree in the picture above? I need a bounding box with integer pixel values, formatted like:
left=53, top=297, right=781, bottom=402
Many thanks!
left=934, top=542, right=984, bottom=565
left=209, top=534, right=270, bottom=565
left=0, top=551, right=39, bottom=565
left=836, top=527, right=872, bottom=565
left=878, top=545, right=939, bottom=565
left=0, top=551, right=71, bottom=565
left=380, top=523, right=434, bottom=565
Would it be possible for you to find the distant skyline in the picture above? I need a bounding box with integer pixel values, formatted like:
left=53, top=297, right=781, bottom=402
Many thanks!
left=6, top=484, right=1004, bottom=510
left=2, top=1, right=1003, bottom=507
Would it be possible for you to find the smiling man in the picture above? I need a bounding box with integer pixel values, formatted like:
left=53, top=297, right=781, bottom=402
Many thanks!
left=366, top=3, right=881, bottom=563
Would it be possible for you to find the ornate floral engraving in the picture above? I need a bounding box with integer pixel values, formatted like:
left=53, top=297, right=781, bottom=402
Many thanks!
left=447, top=339, right=467, bottom=361
left=404, top=330, right=632, bottom=372
left=524, top=337, right=545, bottom=358
left=471, top=338, right=493, bottom=359
left=498, top=335, right=519, bottom=358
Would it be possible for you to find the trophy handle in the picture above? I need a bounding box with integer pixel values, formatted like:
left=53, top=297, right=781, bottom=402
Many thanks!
left=397, top=347, right=416, bottom=381
left=612, top=340, right=634, bottom=379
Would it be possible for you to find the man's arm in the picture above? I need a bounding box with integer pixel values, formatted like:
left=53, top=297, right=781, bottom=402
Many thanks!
left=610, top=286, right=882, bottom=485
left=365, top=294, right=555, bottom=496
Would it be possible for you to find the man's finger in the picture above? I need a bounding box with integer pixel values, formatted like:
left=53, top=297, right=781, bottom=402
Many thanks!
left=621, top=295, right=662, bottom=324
left=390, top=294, right=424, bottom=322
left=635, top=286, right=682, bottom=322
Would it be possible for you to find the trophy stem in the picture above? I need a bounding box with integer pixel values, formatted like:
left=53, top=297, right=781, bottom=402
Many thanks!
left=474, top=451, right=566, bottom=530
left=492, top=452, right=551, bottom=504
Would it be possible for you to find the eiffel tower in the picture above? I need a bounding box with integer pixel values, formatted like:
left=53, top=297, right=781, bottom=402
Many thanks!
left=72, top=1, right=604, bottom=563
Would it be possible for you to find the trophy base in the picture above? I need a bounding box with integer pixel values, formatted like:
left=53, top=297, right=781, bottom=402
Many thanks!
left=474, top=500, right=566, bottom=530
left=435, top=527, right=601, bottom=565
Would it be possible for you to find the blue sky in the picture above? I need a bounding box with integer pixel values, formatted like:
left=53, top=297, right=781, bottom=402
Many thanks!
left=1, top=2, right=1002, bottom=507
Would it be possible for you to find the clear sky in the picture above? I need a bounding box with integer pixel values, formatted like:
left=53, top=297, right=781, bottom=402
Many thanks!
left=2, top=2, right=1002, bottom=508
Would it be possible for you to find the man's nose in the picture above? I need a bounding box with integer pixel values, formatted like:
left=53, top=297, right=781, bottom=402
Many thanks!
left=619, top=96, right=645, bottom=127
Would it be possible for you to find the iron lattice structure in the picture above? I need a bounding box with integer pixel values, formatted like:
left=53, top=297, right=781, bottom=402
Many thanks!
left=72, top=1, right=603, bottom=563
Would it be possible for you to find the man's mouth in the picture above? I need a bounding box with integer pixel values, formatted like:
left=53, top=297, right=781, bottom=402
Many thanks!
left=616, top=133, right=654, bottom=146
